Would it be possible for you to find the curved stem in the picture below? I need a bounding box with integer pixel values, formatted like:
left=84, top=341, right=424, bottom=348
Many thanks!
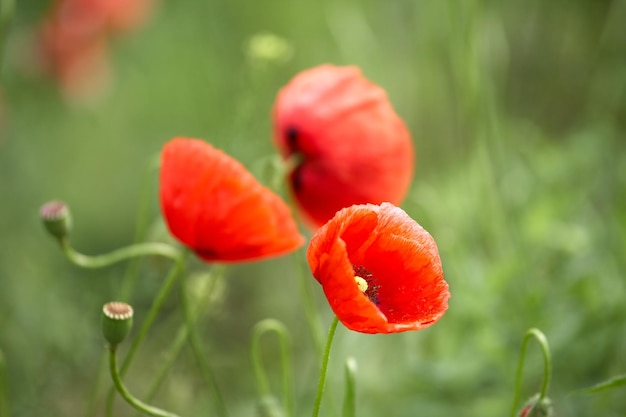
left=106, top=257, right=185, bottom=417
left=311, top=316, right=340, bottom=417
left=134, top=266, right=223, bottom=417
left=85, top=156, right=161, bottom=417
left=118, top=155, right=162, bottom=300
left=251, top=319, right=294, bottom=417
left=60, top=238, right=180, bottom=268
left=179, top=263, right=229, bottom=417
left=108, top=345, right=182, bottom=417
left=59, top=238, right=180, bottom=268
left=138, top=325, right=189, bottom=411
left=510, top=328, right=552, bottom=417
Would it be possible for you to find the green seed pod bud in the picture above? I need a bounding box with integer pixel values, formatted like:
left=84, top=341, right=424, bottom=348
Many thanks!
left=40, top=201, right=72, bottom=239
left=256, top=395, right=284, bottom=417
left=246, top=32, right=293, bottom=66
left=102, top=302, right=134, bottom=346
left=519, top=394, right=553, bottom=417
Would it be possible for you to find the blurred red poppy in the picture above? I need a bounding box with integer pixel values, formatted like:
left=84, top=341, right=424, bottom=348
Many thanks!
left=160, top=138, right=305, bottom=262
left=43, top=0, right=153, bottom=35
left=273, top=64, right=415, bottom=228
left=86, top=0, right=154, bottom=33
left=38, top=17, right=111, bottom=101
left=35, top=0, right=154, bottom=100
left=307, top=202, right=449, bottom=334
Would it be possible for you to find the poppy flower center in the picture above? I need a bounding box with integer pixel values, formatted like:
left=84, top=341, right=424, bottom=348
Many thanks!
left=285, top=126, right=299, bottom=153
left=353, top=264, right=380, bottom=305
left=354, top=276, right=368, bottom=292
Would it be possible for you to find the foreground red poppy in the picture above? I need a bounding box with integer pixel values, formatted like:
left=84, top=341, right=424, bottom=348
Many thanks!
left=273, top=64, right=414, bottom=228
left=160, top=138, right=304, bottom=262
left=307, top=202, right=449, bottom=334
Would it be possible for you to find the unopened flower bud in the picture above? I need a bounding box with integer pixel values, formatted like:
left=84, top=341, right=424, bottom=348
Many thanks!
left=256, top=395, right=284, bottom=417
left=519, top=394, right=553, bottom=417
left=40, top=201, right=71, bottom=239
left=102, top=302, right=134, bottom=346
left=246, top=32, right=293, bottom=66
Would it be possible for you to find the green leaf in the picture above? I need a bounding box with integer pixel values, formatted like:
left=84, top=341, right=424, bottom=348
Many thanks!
left=579, top=374, right=626, bottom=394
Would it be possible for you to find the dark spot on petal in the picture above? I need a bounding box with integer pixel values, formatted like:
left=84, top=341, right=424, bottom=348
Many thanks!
left=290, top=164, right=304, bottom=194
left=286, top=126, right=299, bottom=152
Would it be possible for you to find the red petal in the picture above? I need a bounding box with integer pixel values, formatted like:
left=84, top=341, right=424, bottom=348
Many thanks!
left=307, top=203, right=449, bottom=334
left=310, top=231, right=389, bottom=333
left=365, top=204, right=448, bottom=325
left=160, top=137, right=304, bottom=262
left=273, top=64, right=414, bottom=228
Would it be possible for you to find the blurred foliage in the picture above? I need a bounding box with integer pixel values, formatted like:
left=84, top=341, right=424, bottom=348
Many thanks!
left=1, top=0, right=626, bottom=416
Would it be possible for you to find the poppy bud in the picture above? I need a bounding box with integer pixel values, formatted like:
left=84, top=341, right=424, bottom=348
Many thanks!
left=102, top=302, right=134, bottom=346
left=273, top=64, right=415, bottom=228
left=246, top=32, right=293, bottom=66
left=519, top=394, right=553, bottom=417
left=255, top=395, right=284, bottom=417
left=40, top=200, right=72, bottom=239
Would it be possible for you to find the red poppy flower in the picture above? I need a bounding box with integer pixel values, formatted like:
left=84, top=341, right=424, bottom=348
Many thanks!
left=95, top=0, right=154, bottom=33
left=160, top=137, right=305, bottom=262
left=44, top=0, right=153, bottom=35
left=35, top=0, right=153, bottom=100
left=38, top=22, right=111, bottom=101
left=273, top=64, right=415, bottom=228
left=307, top=202, right=449, bottom=334
left=37, top=3, right=110, bottom=100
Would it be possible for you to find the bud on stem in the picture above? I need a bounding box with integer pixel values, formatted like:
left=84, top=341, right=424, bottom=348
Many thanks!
left=102, top=302, right=134, bottom=346
left=40, top=201, right=72, bottom=240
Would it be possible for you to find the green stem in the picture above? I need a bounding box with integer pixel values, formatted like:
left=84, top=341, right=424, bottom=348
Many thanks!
left=108, top=345, right=182, bottom=417
left=118, top=155, right=162, bottom=300
left=251, top=319, right=294, bottom=417
left=139, top=325, right=189, bottom=409
left=342, top=357, right=357, bottom=417
left=510, top=328, right=552, bottom=417
left=311, top=316, right=340, bottom=417
left=131, top=265, right=223, bottom=417
left=0, top=0, right=15, bottom=73
left=60, top=238, right=180, bottom=268
left=85, top=157, right=161, bottom=417
left=179, top=264, right=229, bottom=417
left=0, top=349, right=9, bottom=417
left=106, top=257, right=185, bottom=417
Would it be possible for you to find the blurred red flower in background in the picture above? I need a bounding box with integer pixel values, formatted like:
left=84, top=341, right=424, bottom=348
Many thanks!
left=38, top=14, right=110, bottom=101
left=35, top=0, right=154, bottom=101
left=307, top=202, right=449, bottom=334
left=160, top=137, right=304, bottom=262
left=273, top=64, right=415, bottom=228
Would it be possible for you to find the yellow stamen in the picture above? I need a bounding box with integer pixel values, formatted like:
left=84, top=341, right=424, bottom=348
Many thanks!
left=355, top=276, right=368, bottom=293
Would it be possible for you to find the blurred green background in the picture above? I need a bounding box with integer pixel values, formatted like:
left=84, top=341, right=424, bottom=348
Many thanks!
left=1, top=0, right=626, bottom=416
